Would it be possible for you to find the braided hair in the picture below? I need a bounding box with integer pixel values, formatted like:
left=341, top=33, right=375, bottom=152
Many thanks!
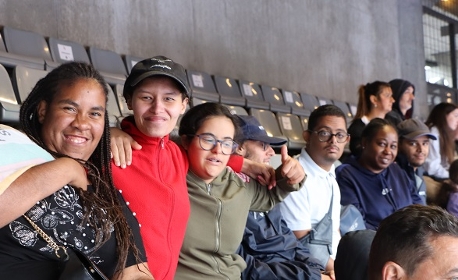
left=20, top=62, right=141, bottom=274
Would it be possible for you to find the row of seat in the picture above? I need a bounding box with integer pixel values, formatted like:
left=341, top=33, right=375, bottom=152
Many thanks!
left=0, top=25, right=357, bottom=151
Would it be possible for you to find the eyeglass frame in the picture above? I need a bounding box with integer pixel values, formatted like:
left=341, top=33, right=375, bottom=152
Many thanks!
left=190, top=133, right=238, bottom=155
left=308, top=129, right=350, bottom=143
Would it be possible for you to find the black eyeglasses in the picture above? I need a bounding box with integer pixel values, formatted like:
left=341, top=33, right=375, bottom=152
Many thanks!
left=192, top=133, right=238, bottom=155
left=308, top=130, right=349, bottom=143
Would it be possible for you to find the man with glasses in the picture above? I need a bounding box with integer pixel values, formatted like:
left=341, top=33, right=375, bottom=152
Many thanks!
left=234, top=115, right=325, bottom=280
left=279, top=105, right=350, bottom=280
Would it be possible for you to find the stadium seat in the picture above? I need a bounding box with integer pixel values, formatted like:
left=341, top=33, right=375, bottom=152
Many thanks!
left=107, top=84, right=122, bottom=127
left=300, top=92, right=320, bottom=112
left=317, top=97, right=333, bottom=106
left=260, top=85, right=291, bottom=113
left=333, top=100, right=353, bottom=123
left=47, top=37, right=90, bottom=69
left=112, top=84, right=132, bottom=117
left=11, top=65, right=48, bottom=104
left=249, top=108, right=287, bottom=146
left=187, top=70, right=220, bottom=102
left=0, top=26, right=56, bottom=70
left=238, top=80, right=270, bottom=110
left=276, top=113, right=306, bottom=151
left=282, top=89, right=311, bottom=117
left=0, top=64, right=20, bottom=124
left=224, top=105, right=248, bottom=115
left=88, top=46, right=127, bottom=85
left=190, top=97, right=208, bottom=107
left=348, top=103, right=357, bottom=118
left=300, top=116, right=309, bottom=131
left=213, top=75, right=246, bottom=106
left=123, top=55, right=144, bottom=73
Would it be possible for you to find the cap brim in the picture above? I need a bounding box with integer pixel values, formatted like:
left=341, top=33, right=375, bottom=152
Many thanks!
left=249, top=135, right=288, bottom=146
left=130, top=71, right=190, bottom=95
left=403, top=132, right=437, bottom=140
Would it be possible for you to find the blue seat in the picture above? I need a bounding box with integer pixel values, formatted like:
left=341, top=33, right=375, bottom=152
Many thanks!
left=47, top=37, right=90, bottom=69
left=0, top=26, right=55, bottom=70
left=88, top=46, right=127, bottom=85
left=260, top=85, right=291, bottom=113
left=282, top=89, right=311, bottom=117
left=213, top=75, right=246, bottom=106
left=123, top=55, right=144, bottom=74
left=11, top=65, right=48, bottom=104
left=238, top=80, right=270, bottom=110
left=276, top=113, right=306, bottom=151
left=187, top=70, right=220, bottom=103
left=300, top=92, right=320, bottom=112
left=0, top=64, right=20, bottom=125
left=249, top=108, right=287, bottom=146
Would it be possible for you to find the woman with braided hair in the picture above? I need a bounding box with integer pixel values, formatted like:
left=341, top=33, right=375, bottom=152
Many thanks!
left=0, top=62, right=153, bottom=279
left=347, top=81, right=394, bottom=158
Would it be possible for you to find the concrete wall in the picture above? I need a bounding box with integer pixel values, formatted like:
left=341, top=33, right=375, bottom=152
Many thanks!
left=0, top=0, right=428, bottom=118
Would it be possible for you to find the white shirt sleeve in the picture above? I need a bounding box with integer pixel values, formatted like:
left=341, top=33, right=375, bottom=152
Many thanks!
left=424, top=127, right=449, bottom=179
left=279, top=185, right=312, bottom=231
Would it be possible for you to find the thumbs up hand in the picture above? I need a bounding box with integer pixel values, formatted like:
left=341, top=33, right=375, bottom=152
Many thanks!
left=279, top=145, right=306, bottom=185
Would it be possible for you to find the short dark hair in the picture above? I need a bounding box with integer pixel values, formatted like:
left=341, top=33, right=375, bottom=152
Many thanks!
left=361, top=118, right=396, bottom=144
left=178, top=102, right=242, bottom=143
left=307, top=104, right=347, bottom=131
left=368, top=204, right=458, bottom=279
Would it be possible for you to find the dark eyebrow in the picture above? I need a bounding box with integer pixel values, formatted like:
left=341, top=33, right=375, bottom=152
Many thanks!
left=58, top=99, right=105, bottom=112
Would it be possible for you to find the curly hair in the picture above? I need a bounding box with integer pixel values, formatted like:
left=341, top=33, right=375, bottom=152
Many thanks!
left=19, top=62, right=141, bottom=274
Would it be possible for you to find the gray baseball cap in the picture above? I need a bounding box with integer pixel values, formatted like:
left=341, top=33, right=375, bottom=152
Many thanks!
left=397, top=118, right=437, bottom=140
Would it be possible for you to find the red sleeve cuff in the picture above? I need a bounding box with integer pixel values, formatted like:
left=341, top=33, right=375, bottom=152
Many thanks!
left=228, top=154, right=243, bottom=173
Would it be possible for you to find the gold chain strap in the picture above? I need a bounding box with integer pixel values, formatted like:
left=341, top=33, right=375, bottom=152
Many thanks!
left=22, top=214, right=69, bottom=260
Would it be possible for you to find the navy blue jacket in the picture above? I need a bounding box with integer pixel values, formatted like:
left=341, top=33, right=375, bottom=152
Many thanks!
left=237, top=206, right=323, bottom=280
left=336, top=156, right=424, bottom=230
left=396, top=153, right=427, bottom=204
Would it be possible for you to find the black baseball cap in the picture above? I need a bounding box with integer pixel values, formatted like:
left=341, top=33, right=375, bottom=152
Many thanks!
left=124, top=56, right=190, bottom=98
left=237, top=115, right=287, bottom=146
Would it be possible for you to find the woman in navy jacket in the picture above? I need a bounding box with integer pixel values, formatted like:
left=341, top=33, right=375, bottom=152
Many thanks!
left=336, top=118, right=424, bottom=230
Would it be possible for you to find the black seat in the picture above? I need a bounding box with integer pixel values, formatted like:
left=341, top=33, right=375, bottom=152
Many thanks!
left=213, top=75, right=246, bottom=106
left=300, top=92, right=320, bottom=112
left=187, top=70, right=220, bottom=103
left=0, top=64, right=20, bottom=125
left=276, top=113, right=306, bottom=151
left=47, top=37, right=90, bottom=69
left=282, top=89, right=311, bottom=117
left=238, top=80, right=270, bottom=110
left=260, top=85, right=291, bottom=113
left=0, top=26, right=55, bottom=70
left=88, top=46, right=127, bottom=85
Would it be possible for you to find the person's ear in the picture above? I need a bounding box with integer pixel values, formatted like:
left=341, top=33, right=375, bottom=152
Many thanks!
left=382, top=261, right=406, bottom=280
left=37, top=100, right=48, bottom=124
left=370, top=95, right=378, bottom=108
left=236, top=144, right=245, bottom=156
left=126, top=97, right=133, bottom=110
left=302, top=130, right=311, bottom=143
left=181, top=97, right=189, bottom=114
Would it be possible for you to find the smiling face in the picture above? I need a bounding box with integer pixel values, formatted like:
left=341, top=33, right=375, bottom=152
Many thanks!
left=186, top=116, right=236, bottom=184
left=238, top=140, right=275, bottom=165
left=399, top=135, right=430, bottom=168
left=360, top=125, right=398, bottom=173
left=303, top=115, right=349, bottom=171
left=127, top=76, right=188, bottom=138
left=37, top=78, right=106, bottom=160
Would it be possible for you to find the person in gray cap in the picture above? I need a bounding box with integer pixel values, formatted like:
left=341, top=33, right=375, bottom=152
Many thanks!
left=234, top=115, right=325, bottom=280
left=396, top=118, right=437, bottom=204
